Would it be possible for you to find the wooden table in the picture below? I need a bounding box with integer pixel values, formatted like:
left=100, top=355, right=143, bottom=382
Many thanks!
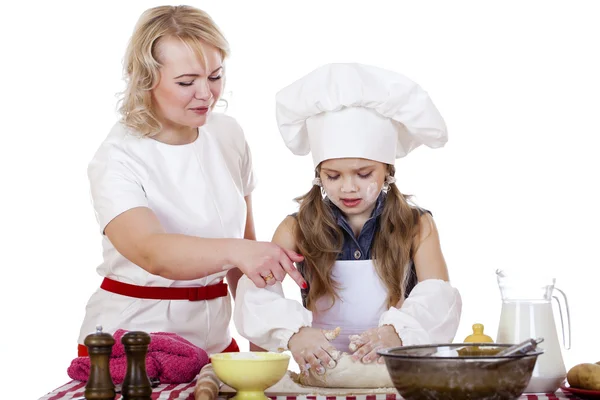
left=38, top=380, right=581, bottom=400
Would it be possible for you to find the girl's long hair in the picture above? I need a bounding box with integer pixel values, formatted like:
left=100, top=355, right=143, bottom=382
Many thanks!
left=294, top=165, right=421, bottom=310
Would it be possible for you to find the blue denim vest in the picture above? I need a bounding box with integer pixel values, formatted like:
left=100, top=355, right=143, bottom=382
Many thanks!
left=292, top=192, right=422, bottom=306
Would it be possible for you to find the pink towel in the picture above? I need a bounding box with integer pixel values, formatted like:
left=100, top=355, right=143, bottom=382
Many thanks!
left=67, top=329, right=209, bottom=384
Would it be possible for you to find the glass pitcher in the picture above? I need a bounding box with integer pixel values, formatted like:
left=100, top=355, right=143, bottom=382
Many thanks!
left=496, top=269, right=571, bottom=394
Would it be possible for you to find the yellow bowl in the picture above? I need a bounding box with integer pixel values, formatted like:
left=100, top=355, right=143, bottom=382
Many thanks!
left=211, top=352, right=290, bottom=400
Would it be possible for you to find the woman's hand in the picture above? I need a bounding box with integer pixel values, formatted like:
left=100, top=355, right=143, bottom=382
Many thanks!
left=232, top=240, right=307, bottom=289
left=349, top=325, right=402, bottom=364
left=288, top=327, right=342, bottom=376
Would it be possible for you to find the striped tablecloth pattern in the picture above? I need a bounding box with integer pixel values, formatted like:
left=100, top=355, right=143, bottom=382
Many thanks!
left=39, top=380, right=581, bottom=400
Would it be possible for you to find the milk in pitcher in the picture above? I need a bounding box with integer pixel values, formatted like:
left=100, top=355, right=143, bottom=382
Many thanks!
left=495, top=269, right=571, bottom=394
left=497, top=300, right=566, bottom=393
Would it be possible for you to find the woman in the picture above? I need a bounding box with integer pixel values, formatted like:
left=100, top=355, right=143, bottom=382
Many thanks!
left=77, top=5, right=307, bottom=356
left=234, top=63, right=462, bottom=378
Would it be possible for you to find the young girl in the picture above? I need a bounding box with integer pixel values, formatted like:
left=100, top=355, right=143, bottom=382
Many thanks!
left=234, top=63, right=462, bottom=378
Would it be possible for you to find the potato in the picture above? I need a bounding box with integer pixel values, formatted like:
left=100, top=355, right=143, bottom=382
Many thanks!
left=567, top=363, right=600, bottom=390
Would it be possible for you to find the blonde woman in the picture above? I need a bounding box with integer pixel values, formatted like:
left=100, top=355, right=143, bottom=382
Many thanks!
left=77, top=5, right=307, bottom=356
left=234, top=63, right=462, bottom=379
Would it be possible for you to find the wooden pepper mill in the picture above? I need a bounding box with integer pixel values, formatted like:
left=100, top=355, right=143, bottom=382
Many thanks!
left=84, top=325, right=116, bottom=400
left=121, top=331, right=152, bottom=400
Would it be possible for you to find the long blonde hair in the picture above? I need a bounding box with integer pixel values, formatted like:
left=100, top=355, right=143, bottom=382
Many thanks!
left=118, top=5, right=230, bottom=137
left=295, top=165, right=421, bottom=310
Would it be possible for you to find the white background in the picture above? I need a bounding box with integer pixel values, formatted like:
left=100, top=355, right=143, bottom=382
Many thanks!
left=1, top=1, right=599, bottom=398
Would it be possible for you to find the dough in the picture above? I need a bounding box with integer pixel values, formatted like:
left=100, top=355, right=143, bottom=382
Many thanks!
left=295, top=353, right=393, bottom=388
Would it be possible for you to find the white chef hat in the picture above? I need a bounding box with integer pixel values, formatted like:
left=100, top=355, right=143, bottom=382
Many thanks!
left=275, top=63, right=448, bottom=168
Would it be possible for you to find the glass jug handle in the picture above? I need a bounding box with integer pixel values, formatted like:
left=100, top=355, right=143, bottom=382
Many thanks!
left=552, top=287, right=571, bottom=350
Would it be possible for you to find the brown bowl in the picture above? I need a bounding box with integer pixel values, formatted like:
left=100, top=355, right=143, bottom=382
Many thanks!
left=378, top=343, right=543, bottom=400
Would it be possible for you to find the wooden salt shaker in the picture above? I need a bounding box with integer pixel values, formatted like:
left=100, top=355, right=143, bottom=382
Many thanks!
left=121, top=331, right=152, bottom=400
left=84, top=325, right=116, bottom=400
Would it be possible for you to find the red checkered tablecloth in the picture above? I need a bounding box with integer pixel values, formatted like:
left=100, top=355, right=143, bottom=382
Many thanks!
left=38, top=380, right=582, bottom=400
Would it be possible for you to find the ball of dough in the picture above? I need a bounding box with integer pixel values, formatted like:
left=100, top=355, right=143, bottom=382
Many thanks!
left=297, top=353, right=393, bottom=388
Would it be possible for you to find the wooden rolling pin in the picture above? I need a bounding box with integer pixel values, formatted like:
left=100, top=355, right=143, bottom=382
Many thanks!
left=194, top=363, right=221, bottom=400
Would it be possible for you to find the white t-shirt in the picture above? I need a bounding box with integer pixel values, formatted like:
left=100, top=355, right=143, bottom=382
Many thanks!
left=78, top=112, right=256, bottom=353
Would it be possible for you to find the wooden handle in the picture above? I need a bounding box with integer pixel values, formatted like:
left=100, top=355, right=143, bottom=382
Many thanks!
left=194, top=364, right=221, bottom=400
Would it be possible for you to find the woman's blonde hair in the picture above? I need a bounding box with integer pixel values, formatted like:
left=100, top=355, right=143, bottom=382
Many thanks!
left=118, top=5, right=230, bottom=137
left=295, top=165, right=422, bottom=311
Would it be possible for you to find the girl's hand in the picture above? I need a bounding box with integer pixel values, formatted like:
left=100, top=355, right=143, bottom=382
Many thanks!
left=349, top=325, right=402, bottom=364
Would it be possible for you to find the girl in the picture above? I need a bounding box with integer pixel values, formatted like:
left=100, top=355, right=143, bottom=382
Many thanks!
left=234, top=63, right=461, bottom=377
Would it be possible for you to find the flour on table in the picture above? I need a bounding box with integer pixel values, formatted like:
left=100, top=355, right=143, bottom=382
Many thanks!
left=219, top=370, right=396, bottom=395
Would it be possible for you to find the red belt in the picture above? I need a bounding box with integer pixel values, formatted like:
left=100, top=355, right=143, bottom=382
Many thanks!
left=100, top=277, right=228, bottom=301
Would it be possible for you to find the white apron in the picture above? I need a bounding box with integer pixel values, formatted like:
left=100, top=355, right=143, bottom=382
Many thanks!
left=311, top=259, right=388, bottom=352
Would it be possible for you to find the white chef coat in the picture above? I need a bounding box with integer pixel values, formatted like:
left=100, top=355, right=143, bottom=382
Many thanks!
left=234, top=259, right=462, bottom=352
left=78, top=112, right=256, bottom=354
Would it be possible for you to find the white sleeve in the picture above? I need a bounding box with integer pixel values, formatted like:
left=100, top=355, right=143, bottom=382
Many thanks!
left=234, top=275, right=312, bottom=351
left=241, top=139, right=257, bottom=196
left=378, top=279, right=462, bottom=345
left=88, top=153, right=148, bottom=233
